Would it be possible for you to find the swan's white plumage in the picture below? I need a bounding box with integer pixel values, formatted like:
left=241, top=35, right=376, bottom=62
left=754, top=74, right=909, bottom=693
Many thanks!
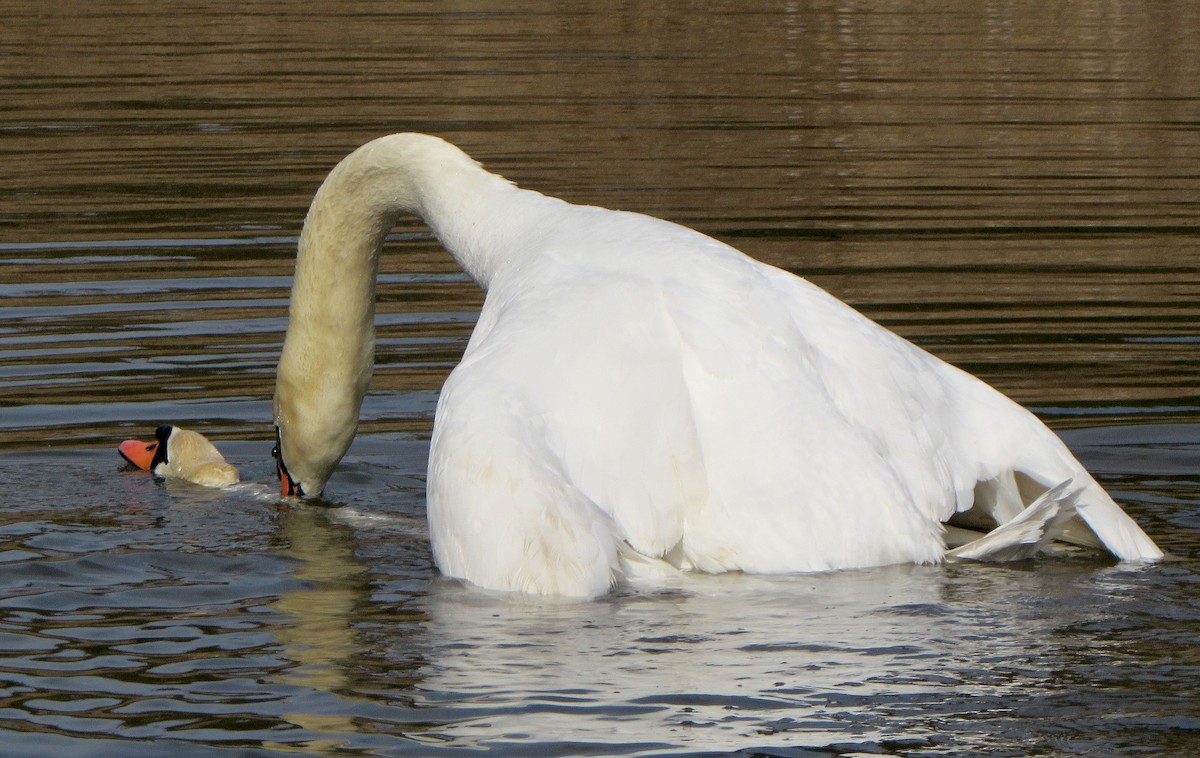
left=274, top=133, right=1163, bottom=597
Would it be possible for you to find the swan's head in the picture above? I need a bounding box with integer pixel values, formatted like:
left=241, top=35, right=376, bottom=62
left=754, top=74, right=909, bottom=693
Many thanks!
left=118, top=424, right=173, bottom=474
left=272, top=379, right=362, bottom=499
left=272, top=422, right=316, bottom=498
left=118, top=425, right=239, bottom=488
left=271, top=423, right=346, bottom=499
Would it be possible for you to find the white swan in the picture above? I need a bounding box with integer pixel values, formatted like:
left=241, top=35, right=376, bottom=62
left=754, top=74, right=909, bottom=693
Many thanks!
left=272, top=133, right=1162, bottom=597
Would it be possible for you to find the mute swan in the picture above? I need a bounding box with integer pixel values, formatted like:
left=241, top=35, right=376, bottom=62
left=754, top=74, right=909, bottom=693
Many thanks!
left=120, top=424, right=239, bottom=487
left=271, top=133, right=1162, bottom=597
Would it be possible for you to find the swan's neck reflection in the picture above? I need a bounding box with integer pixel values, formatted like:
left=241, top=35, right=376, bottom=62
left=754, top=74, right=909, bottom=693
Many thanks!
left=268, top=504, right=370, bottom=748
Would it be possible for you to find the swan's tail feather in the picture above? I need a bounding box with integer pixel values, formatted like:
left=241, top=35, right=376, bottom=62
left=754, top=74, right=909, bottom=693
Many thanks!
left=948, top=480, right=1080, bottom=562
left=1073, top=487, right=1165, bottom=561
left=1035, top=455, right=1163, bottom=560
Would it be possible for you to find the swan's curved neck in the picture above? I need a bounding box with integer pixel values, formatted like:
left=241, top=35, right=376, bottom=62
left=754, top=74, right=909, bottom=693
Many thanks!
left=273, top=133, right=546, bottom=494
left=299, top=133, right=533, bottom=291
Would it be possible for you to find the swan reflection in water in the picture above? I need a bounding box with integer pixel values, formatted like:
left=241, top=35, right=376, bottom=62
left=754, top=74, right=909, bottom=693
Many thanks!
left=262, top=504, right=1150, bottom=753
left=263, top=503, right=433, bottom=752
left=410, top=561, right=1153, bottom=751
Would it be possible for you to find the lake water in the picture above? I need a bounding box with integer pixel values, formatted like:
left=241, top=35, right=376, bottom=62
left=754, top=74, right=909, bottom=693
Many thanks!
left=1, top=1, right=1198, bottom=755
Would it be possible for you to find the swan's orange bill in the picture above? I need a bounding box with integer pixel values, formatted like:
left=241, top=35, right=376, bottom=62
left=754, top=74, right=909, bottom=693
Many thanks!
left=280, top=469, right=302, bottom=497
left=118, top=439, right=158, bottom=471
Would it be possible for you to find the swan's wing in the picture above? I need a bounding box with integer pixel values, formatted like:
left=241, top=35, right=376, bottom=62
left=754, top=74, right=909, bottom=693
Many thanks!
left=656, top=255, right=949, bottom=572
left=427, top=269, right=708, bottom=595
left=447, top=259, right=950, bottom=577
left=428, top=337, right=629, bottom=598
left=756, top=263, right=1162, bottom=561
left=427, top=374, right=624, bottom=597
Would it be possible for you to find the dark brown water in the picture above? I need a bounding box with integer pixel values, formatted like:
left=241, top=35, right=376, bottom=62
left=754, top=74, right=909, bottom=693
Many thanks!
left=1, top=2, right=1197, bottom=755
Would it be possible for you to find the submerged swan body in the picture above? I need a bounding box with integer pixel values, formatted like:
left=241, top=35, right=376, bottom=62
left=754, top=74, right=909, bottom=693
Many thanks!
left=272, top=133, right=1162, bottom=597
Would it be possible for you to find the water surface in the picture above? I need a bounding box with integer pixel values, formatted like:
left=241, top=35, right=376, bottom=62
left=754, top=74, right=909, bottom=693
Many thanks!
left=1, top=2, right=1198, bottom=755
